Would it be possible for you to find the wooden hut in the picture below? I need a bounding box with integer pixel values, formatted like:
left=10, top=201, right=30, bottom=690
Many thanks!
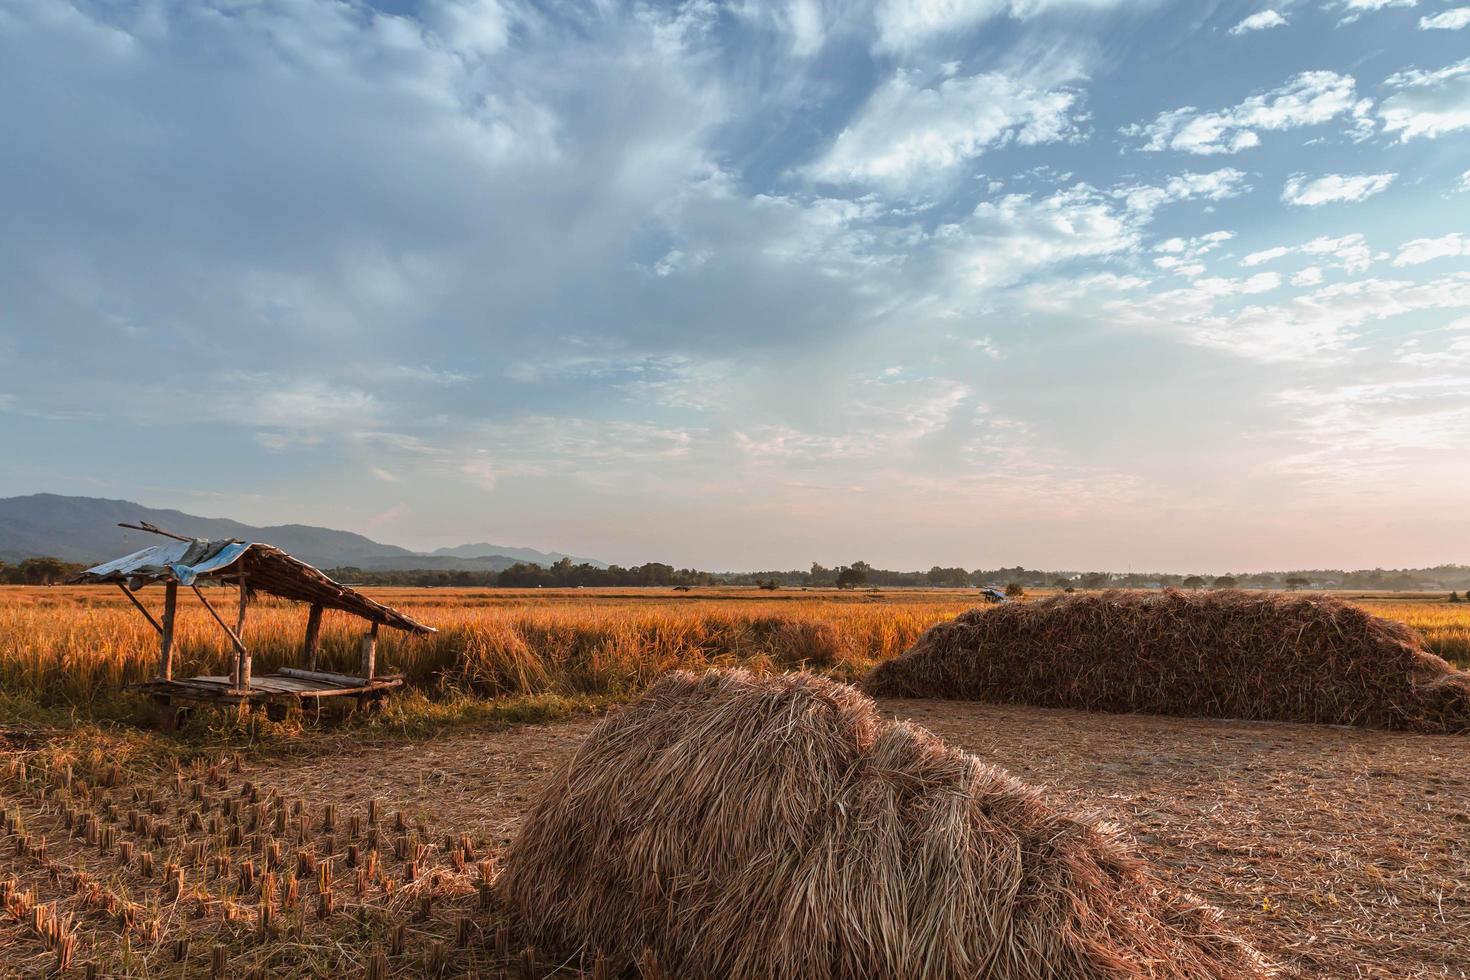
left=74, top=522, right=434, bottom=722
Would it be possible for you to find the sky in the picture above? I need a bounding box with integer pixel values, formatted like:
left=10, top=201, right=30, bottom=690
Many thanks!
left=1, top=0, right=1469, bottom=572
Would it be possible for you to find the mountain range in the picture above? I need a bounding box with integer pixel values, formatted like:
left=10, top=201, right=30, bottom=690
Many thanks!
left=0, top=494, right=606, bottom=571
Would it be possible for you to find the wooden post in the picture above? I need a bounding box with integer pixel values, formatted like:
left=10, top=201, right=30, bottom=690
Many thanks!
left=159, top=582, right=179, bottom=681
left=303, top=604, right=324, bottom=670
left=235, top=579, right=249, bottom=690
left=235, top=579, right=248, bottom=635
left=360, top=622, right=379, bottom=681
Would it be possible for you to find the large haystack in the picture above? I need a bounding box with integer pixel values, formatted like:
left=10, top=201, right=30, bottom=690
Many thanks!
left=497, top=669, right=1271, bottom=979
left=864, top=589, right=1470, bottom=733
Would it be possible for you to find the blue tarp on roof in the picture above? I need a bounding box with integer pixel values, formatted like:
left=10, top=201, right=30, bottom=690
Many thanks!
left=80, top=539, right=250, bottom=587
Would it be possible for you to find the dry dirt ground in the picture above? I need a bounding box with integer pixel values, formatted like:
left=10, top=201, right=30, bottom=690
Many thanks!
left=256, top=701, right=1470, bottom=980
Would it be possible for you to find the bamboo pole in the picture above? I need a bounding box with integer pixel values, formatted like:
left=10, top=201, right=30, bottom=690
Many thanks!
left=159, top=582, right=179, bottom=680
left=303, top=604, right=323, bottom=671
left=190, top=585, right=251, bottom=693
left=117, top=584, right=163, bottom=635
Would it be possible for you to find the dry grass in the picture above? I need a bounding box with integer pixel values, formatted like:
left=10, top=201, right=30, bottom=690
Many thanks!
left=0, top=587, right=961, bottom=716
left=498, top=669, right=1270, bottom=980
left=3, top=586, right=1467, bottom=724
left=864, top=590, right=1470, bottom=732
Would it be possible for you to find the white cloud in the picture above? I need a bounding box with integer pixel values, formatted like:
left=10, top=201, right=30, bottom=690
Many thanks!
left=1301, top=233, right=1379, bottom=272
left=806, top=68, right=1081, bottom=192
left=1379, top=58, right=1470, bottom=140
left=1241, top=246, right=1290, bottom=267
left=1112, top=168, right=1251, bottom=212
left=1230, top=10, right=1288, bottom=33
left=1291, top=266, right=1324, bottom=286
left=1334, top=0, right=1418, bottom=24
left=1420, top=7, right=1470, bottom=28
left=1281, top=172, right=1395, bottom=206
left=1396, top=328, right=1470, bottom=367
left=873, top=0, right=1140, bottom=50
left=1393, top=233, right=1470, bottom=266
left=943, top=185, right=1141, bottom=288
left=1460, top=171, right=1470, bottom=192
left=1124, top=71, right=1365, bottom=153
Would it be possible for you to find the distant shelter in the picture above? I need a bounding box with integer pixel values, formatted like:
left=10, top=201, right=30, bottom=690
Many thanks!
left=74, top=522, right=434, bottom=723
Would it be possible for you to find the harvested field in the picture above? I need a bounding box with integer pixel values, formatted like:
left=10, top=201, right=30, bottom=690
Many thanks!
left=125, top=697, right=1470, bottom=979
left=864, top=590, right=1470, bottom=732
left=497, top=670, right=1269, bottom=980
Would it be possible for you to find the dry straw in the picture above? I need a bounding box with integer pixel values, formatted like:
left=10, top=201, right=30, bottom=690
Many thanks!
left=498, top=669, right=1271, bottom=979
left=863, top=589, right=1470, bottom=732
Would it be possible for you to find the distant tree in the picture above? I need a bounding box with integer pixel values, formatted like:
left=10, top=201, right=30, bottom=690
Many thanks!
left=1245, top=573, right=1277, bottom=589
left=1284, top=576, right=1310, bottom=590
left=1052, top=578, right=1071, bottom=588
left=1004, top=582, right=1024, bottom=598
left=758, top=579, right=779, bottom=591
left=1182, top=575, right=1206, bottom=590
left=19, top=557, right=69, bottom=585
left=1213, top=575, right=1238, bottom=589
left=1451, top=591, right=1462, bottom=604
left=835, top=565, right=867, bottom=589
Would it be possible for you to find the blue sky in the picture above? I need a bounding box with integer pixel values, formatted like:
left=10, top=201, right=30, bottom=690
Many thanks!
left=2, top=0, right=1468, bottom=571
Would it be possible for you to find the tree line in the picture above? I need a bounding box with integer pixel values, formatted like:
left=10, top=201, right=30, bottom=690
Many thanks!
left=6, top=553, right=1470, bottom=591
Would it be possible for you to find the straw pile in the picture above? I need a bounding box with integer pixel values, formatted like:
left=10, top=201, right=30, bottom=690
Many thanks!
left=497, top=669, right=1271, bottom=979
left=864, top=589, right=1470, bottom=732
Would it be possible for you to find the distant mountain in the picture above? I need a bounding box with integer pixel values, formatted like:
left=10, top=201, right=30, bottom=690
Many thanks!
left=429, top=542, right=604, bottom=567
left=0, top=494, right=605, bottom=571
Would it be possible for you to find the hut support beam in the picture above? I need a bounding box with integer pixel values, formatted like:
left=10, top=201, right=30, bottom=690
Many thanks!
left=303, top=603, right=324, bottom=670
left=118, top=584, right=163, bottom=635
left=191, top=585, right=252, bottom=693
left=360, top=622, right=379, bottom=681
left=159, top=582, right=178, bottom=681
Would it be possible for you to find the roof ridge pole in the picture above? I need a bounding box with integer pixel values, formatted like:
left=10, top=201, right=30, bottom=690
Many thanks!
left=117, top=521, right=193, bottom=542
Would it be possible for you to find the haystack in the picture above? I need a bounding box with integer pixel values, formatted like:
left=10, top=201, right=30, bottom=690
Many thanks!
left=864, top=589, right=1470, bottom=733
left=497, top=669, right=1271, bottom=979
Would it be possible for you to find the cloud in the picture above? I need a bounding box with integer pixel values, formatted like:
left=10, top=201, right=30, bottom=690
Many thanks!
left=1280, top=172, right=1396, bottom=206
left=941, top=185, right=1142, bottom=288
left=1112, top=169, right=1251, bottom=212
left=1241, top=246, right=1291, bottom=267
left=872, top=0, right=1143, bottom=50
left=1419, top=7, right=1470, bottom=28
left=1230, top=10, right=1288, bottom=33
left=1460, top=171, right=1470, bottom=192
left=1123, top=71, right=1367, bottom=153
left=804, top=68, right=1082, bottom=193
left=1393, top=232, right=1470, bottom=266
left=1334, top=0, right=1418, bottom=24
left=1299, top=233, right=1380, bottom=272
left=1379, top=58, right=1470, bottom=140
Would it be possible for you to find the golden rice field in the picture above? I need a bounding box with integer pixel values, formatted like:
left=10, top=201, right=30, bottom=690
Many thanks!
left=0, top=585, right=1466, bottom=719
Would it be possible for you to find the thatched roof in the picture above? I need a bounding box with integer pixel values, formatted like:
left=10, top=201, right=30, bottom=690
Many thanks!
left=74, top=536, right=433, bottom=635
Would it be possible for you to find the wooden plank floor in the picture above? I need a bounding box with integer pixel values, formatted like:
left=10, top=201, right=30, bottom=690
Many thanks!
left=138, top=672, right=402, bottom=702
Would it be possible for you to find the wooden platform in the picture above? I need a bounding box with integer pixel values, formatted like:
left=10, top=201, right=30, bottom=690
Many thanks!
left=137, top=667, right=403, bottom=707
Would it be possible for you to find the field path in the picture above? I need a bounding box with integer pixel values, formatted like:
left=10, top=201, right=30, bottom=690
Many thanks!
left=252, top=702, right=1470, bottom=979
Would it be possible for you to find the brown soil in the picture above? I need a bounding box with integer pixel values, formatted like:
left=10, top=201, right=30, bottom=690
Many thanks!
left=255, top=702, right=1470, bottom=979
